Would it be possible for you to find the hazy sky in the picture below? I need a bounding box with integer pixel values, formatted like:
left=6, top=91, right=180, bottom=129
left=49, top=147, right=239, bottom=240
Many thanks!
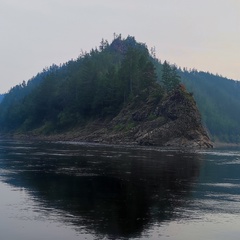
left=1, top=0, right=240, bottom=93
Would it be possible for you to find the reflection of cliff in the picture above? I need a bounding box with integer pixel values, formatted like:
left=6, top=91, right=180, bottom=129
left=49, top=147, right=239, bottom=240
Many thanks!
left=1, top=141, right=202, bottom=239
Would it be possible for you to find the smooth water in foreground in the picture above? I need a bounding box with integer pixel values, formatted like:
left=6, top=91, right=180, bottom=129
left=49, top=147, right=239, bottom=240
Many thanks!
left=0, top=139, right=240, bottom=240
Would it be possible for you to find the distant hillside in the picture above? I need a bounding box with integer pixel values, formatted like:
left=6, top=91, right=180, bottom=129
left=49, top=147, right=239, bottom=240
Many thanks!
left=0, top=35, right=212, bottom=148
left=0, top=94, right=4, bottom=103
left=180, top=70, right=240, bottom=143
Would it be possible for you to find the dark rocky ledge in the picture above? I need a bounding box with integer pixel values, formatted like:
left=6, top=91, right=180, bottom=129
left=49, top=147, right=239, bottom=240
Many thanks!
left=91, top=88, right=212, bottom=148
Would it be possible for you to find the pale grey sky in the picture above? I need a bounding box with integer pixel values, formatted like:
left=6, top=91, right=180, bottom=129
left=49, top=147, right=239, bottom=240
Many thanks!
left=1, top=0, right=240, bottom=93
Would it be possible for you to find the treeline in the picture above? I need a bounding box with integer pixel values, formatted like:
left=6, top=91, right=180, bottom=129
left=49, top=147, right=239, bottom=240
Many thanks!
left=180, top=70, right=240, bottom=143
left=0, top=35, right=180, bottom=133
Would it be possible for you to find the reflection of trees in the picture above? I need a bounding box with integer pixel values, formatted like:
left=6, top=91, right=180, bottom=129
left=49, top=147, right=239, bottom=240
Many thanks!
left=1, top=141, right=202, bottom=239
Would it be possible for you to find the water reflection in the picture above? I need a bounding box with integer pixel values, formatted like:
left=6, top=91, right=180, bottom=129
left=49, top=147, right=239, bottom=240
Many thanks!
left=0, top=139, right=201, bottom=239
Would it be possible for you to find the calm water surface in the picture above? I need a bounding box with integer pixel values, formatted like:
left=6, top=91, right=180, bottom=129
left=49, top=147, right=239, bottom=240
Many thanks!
left=0, top=139, right=240, bottom=239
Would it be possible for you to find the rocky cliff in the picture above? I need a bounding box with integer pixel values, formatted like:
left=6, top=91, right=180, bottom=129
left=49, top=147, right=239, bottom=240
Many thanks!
left=71, top=85, right=213, bottom=148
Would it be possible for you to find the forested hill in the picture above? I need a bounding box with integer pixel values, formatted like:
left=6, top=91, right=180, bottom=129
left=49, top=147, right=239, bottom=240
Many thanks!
left=0, top=36, right=178, bottom=133
left=180, top=70, right=240, bottom=143
left=0, top=94, right=4, bottom=103
left=0, top=35, right=212, bottom=147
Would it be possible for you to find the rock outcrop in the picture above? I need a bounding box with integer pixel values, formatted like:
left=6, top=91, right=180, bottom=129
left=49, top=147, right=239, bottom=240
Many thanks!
left=76, top=85, right=213, bottom=148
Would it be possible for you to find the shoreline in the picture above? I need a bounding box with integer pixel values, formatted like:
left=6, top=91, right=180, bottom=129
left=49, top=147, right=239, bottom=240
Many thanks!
left=212, top=142, right=240, bottom=148
left=2, top=132, right=239, bottom=150
left=1, top=131, right=218, bottom=149
left=0, top=134, right=209, bottom=154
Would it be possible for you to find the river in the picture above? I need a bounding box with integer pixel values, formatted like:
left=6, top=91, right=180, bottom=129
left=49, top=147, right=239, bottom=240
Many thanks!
left=0, top=138, right=240, bottom=239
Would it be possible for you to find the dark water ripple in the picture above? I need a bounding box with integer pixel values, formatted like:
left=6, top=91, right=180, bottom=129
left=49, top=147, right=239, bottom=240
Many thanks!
left=1, top=139, right=240, bottom=239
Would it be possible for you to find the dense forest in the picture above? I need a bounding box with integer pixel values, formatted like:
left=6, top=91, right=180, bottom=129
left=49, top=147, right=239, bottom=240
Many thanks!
left=1, top=35, right=240, bottom=144
left=0, top=94, right=4, bottom=103
left=0, top=35, right=179, bottom=134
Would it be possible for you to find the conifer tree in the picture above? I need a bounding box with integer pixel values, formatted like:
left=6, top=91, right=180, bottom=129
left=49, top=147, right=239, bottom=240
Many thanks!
left=162, top=61, right=180, bottom=92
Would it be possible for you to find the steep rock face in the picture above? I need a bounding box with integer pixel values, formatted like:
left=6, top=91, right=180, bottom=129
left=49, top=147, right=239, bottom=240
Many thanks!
left=81, top=86, right=213, bottom=148
left=138, top=89, right=213, bottom=148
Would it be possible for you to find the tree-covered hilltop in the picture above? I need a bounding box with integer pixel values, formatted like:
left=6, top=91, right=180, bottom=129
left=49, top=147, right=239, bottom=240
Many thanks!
left=180, top=70, right=240, bottom=143
left=0, top=35, right=181, bottom=135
